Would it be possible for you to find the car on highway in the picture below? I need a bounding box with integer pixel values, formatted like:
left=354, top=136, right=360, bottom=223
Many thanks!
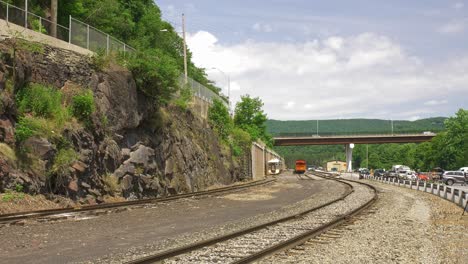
left=441, top=171, right=467, bottom=186
left=385, top=170, right=398, bottom=179
left=373, top=169, right=386, bottom=177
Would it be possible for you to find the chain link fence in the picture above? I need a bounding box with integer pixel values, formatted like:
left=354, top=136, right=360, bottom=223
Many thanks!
left=69, top=17, right=135, bottom=54
left=178, top=75, right=227, bottom=106
left=1, top=0, right=225, bottom=104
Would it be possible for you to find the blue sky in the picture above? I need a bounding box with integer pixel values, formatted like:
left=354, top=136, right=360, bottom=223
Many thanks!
left=155, top=0, right=468, bottom=120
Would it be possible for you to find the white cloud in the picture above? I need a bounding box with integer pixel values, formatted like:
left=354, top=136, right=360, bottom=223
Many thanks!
left=424, top=99, right=448, bottom=106
left=437, top=21, right=465, bottom=34
left=283, top=101, right=296, bottom=110
left=453, top=2, right=464, bottom=9
left=252, top=22, right=273, bottom=33
left=186, top=31, right=468, bottom=120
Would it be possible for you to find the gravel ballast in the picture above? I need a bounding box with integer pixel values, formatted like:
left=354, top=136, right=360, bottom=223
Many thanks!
left=264, top=180, right=468, bottom=264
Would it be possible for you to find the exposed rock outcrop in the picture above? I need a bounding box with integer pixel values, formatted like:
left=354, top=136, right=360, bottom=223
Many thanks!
left=0, top=38, right=243, bottom=203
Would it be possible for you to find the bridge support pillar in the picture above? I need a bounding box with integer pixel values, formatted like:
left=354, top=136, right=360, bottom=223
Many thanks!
left=345, top=143, right=354, bottom=172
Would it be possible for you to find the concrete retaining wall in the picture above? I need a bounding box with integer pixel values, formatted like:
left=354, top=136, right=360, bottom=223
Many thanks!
left=0, top=19, right=92, bottom=55
left=365, top=176, right=468, bottom=211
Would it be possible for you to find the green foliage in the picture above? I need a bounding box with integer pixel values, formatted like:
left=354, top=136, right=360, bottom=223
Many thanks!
left=30, top=17, right=47, bottom=34
left=71, top=90, right=95, bottom=121
left=208, top=99, right=232, bottom=141
left=15, top=184, right=24, bottom=193
left=48, top=148, right=78, bottom=191
left=90, top=49, right=112, bottom=70
left=128, top=49, right=179, bottom=104
left=350, top=109, right=467, bottom=171
left=234, top=95, right=272, bottom=146
left=17, top=83, right=62, bottom=118
left=173, top=85, right=193, bottom=110
left=230, top=127, right=252, bottom=157
left=1, top=190, right=25, bottom=202
left=15, top=117, right=38, bottom=143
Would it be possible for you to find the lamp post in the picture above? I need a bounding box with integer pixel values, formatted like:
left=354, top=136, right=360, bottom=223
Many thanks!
left=211, top=67, right=231, bottom=112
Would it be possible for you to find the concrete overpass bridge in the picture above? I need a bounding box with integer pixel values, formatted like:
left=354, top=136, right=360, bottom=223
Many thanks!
left=273, top=133, right=436, bottom=172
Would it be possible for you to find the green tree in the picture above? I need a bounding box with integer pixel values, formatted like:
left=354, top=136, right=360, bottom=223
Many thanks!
left=234, top=95, right=272, bottom=146
left=208, top=99, right=232, bottom=141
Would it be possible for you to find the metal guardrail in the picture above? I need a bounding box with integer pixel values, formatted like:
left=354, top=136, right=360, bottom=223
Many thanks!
left=274, top=132, right=438, bottom=138
left=365, top=175, right=468, bottom=211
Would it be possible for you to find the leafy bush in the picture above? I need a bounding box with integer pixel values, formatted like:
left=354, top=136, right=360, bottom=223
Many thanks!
left=15, top=117, right=38, bottom=143
left=90, top=49, right=112, bottom=71
left=71, top=90, right=95, bottom=121
left=17, top=83, right=62, bottom=118
left=230, top=127, right=252, bottom=157
left=173, top=85, right=193, bottom=110
left=208, top=99, right=232, bottom=141
left=128, top=49, right=180, bottom=104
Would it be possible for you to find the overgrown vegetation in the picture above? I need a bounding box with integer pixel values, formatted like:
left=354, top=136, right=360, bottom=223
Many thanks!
left=172, top=86, right=193, bottom=110
left=47, top=148, right=78, bottom=192
left=70, top=90, right=95, bottom=122
left=10, top=0, right=224, bottom=104
left=0, top=143, right=17, bottom=165
left=208, top=95, right=270, bottom=157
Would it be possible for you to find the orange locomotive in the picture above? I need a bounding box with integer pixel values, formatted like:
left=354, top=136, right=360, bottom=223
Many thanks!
left=294, top=160, right=307, bottom=174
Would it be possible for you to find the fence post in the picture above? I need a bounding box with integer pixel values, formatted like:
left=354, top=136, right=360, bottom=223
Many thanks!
left=69, top=15, right=72, bottom=44
left=409, top=180, right=413, bottom=189
left=6, top=3, right=9, bottom=22
left=106, top=34, right=110, bottom=55
left=123, top=43, right=126, bottom=53
left=86, top=24, right=90, bottom=49
left=423, top=181, right=427, bottom=192
left=39, top=17, right=42, bottom=34
left=24, top=0, right=28, bottom=28
left=416, top=180, right=420, bottom=191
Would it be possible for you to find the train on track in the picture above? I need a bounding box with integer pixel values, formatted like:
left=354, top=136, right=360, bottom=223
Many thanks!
left=267, top=158, right=282, bottom=175
left=294, top=159, right=307, bottom=174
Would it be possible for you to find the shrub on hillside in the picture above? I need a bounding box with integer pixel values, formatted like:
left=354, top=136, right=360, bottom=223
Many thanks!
left=208, top=99, right=232, bottom=141
left=71, top=90, right=95, bottom=121
left=17, top=83, right=62, bottom=118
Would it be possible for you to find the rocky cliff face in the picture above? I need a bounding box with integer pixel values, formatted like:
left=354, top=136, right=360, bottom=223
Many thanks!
left=0, top=38, right=243, bottom=203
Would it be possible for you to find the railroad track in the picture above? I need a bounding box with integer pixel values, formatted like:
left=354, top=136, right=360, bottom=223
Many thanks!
left=0, top=178, right=276, bottom=225
left=126, top=172, right=377, bottom=264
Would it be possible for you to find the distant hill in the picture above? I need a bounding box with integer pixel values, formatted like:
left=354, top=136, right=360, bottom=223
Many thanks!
left=266, top=117, right=446, bottom=136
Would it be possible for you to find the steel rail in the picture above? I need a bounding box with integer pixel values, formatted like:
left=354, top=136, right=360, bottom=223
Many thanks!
left=0, top=178, right=276, bottom=224
left=232, top=172, right=378, bottom=263
left=125, top=174, right=355, bottom=264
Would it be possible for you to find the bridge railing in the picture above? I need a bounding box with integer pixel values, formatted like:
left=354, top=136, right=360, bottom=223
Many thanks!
left=273, top=130, right=439, bottom=138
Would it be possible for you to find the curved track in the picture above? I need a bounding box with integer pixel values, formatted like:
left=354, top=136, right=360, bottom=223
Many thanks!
left=126, top=172, right=377, bottom=264
left=0, top=178, right=275, bottom=225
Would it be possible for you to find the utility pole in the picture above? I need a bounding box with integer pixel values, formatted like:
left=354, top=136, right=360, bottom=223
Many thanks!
left=182, top=13, right=188, bottom=84
left=51, top=0, right=58, bottom=37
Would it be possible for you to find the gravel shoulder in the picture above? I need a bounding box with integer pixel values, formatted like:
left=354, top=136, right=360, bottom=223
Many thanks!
left=268, top=180, right=468, bottom=264
left=0, top=172, right=348, bottom=264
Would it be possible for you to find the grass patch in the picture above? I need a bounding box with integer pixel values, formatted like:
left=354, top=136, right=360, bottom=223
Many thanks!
left=0, top=143, right=17, bottom=165
left=102, top=174, right=120, bottom=195
left=1, top=190, right=25, bottom=202
left=17, top=83, right=63, bottom=118
left=172, top=86, right=193, bottom=110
